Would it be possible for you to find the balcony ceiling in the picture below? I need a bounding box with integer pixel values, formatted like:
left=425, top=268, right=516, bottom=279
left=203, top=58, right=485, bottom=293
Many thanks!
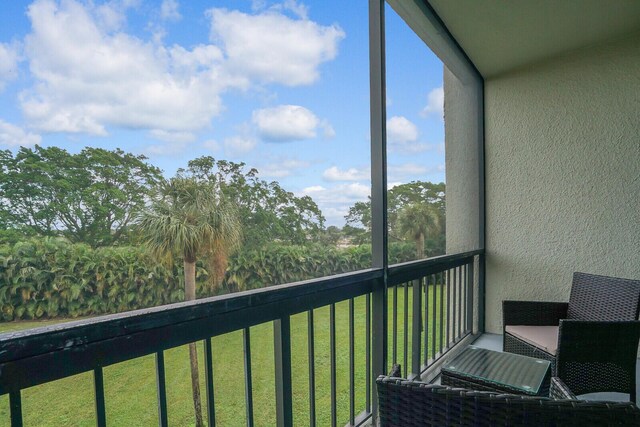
left=427, top=0, right=640, bottom=77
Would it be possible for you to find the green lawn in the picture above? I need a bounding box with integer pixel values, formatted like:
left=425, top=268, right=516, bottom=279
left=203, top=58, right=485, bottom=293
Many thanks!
left=0, top=285, right=447, bottom=426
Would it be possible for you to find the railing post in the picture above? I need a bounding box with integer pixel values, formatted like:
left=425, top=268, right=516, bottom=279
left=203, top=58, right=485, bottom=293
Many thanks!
left=155, top=351, right=168, bottom=427
left=93, top=367, right=107, bottom=427
left=411, top=279, right=422, bottom=379
left=204, top=338, right=216, bottom=427
left=307, top=310, right=316, bottom=427
left=467, top=262, right=474, bottom=334
left=10, top=391, right=22, bottom=427
left=243, top=328, right=254, bottom=427
left=330, top=304, right=337, bottom=427
left=274, top=317, right=293, bottom=427
left=478, top=254, right=486, bottom=333
left=369, top=0, right=388, bottom=423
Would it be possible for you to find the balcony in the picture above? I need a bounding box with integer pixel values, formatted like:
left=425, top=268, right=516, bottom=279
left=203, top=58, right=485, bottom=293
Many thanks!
left=1, top=1, right=639, bottom=426
left=0, top=251, right=482, bottom=426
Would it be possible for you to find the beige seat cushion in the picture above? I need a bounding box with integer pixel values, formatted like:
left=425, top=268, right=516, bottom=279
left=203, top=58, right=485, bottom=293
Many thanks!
left=505, top=325, right=559, bottom=355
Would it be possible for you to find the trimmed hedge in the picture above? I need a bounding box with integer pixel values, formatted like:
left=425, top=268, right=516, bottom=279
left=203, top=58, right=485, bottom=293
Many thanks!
left=0, top=238, right=420, bottom=320
left=0, top=238, right=186, bottom=320
left=224, top=242, right=417, bottom=292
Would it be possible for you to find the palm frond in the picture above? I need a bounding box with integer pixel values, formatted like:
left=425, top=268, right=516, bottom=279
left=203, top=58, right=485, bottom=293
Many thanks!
left=138, top=177, right=242, bottom=278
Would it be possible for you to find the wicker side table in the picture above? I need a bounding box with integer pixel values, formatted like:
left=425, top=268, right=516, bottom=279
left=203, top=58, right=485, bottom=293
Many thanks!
left=441, top=346, right=551, bottom=396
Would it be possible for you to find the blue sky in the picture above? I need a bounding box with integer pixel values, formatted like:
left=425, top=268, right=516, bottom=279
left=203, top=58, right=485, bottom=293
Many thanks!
left=0, top=0, right=445, bottom=226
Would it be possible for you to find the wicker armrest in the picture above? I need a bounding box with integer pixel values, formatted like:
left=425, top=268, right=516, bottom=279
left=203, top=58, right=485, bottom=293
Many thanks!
left=503, top=300, right=568, bottom=327
left=557, top=320, right=640, bottom=358
left=376, top=375, right=640, bottom=426
left=550, top=377, right=577, bottom=400
left=388, top=364, right=402, bottom=378
left=555, top=320, right=640, bottom=399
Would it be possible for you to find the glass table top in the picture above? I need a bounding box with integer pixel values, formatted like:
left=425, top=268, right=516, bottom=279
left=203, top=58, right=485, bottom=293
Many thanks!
left=441, top=346, right=551, bottom=394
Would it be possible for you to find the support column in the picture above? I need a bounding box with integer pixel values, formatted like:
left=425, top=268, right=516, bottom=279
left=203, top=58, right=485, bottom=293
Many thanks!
left=369, top=0, right=388, bottom=423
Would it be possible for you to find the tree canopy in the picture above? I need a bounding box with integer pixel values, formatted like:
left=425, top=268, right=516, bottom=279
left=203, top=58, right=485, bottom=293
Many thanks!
left=397, top=202, right=440, bottom=259
left=0, top=149, right=325, bottom=249
left=182, top=156, right=326, bottom=247
left=345, top=181, right=446, bottom=255
left=0, top=145, right=446, bottom=257
left=0, top=146, right=162, bottom=247
left=139, top=176, right=242, bottom=289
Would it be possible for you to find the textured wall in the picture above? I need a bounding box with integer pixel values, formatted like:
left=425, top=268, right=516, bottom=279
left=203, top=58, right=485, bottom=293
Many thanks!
left=484, top=33, right=640, bottom=333
left=444, top=65, right=483, bottom=333
left=444, top=65, right=482, bottom=254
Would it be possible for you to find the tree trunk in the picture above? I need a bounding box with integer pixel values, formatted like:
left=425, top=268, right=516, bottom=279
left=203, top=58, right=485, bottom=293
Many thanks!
left=417, top=232, right=425, bottom=259
left=184, top=260, right=204, bottom=427
left=185, top=260, right=197, bottom=300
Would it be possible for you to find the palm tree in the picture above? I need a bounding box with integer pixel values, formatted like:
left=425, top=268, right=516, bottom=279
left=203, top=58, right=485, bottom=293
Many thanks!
left=397, top=202, right=440, bottom=259
left=139, top=177, right=241, bottom=427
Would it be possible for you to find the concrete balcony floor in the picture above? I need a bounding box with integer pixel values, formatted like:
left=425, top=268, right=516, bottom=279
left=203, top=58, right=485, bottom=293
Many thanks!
left=436, top=334, right=640, bottom=406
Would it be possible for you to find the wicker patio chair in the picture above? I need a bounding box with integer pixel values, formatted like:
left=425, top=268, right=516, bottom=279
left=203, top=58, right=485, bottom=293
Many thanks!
left=503, top=272, right=640, bottom=401
left=376, top=375, right=640, bottom=426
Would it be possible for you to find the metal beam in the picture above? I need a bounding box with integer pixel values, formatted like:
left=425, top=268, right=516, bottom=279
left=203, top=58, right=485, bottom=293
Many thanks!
left=369, top=0, right=388, bottom=423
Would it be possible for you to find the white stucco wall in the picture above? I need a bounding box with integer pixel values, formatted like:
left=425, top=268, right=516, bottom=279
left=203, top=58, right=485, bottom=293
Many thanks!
left=444, top=65, right=483, bottom=333
left=483, top=33, right=640, bottom=333
left=444, top=65, right=482, bottom=254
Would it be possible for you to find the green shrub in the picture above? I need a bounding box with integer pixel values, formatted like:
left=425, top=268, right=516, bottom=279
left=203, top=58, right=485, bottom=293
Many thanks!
left=0, top=238, right=420, bottom=321
left=223, top=241, right=417, bottom=292
left=0, top=238, right=187, bottom=320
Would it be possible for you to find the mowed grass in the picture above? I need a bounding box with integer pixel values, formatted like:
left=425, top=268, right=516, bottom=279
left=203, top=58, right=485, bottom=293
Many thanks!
left=0, top=285, right=449, bottom=426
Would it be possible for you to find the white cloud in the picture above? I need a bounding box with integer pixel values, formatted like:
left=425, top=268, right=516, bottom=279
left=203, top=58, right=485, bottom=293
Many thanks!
left=279, top=0, right=309, bottom=19
left=252, top=0, right=309, bottom=19
left=224, top=135, right=257, bottom=156
left=322, top=166, right=369, bottom=182
left=0, top=42, right=20, bottom=91
left=208, top=7, right=344, bottom=86
left=390, top=142, right=431, bottom=154
left=257, top=158, right=310, bottom=178
left=251, top=0, right=268, bottom=12
left=19, top=0, right=242, bottom=136
left=388, top=163, right=427, bottom=177
left=253, top=105, right=321, bottom=142
left=0, top=120, right=41, bottom=147
left=388, top=163, right=445, bottom=182
left=386, top=115, right=436, bottom=154
left=421, top=87, right=444, bottom=119
left=303, top=185, right=324, bottom=193
left=302, top=182, right=369, bottom=204
left=322, top=206, right=351, bottom=226
left=202, top=139, right=220, bottom=151
left=300, top=182, right=370, bottom=226
left=160, top=0, right=181, bottom=21
left=149, top=129, right=195, bottom=143
left=144, top=140, right=189, bottom=156
left=321, top=119, right=335, bottom=138
left=387, top=116, right=418, bottom=144
left=16, top=1, right=343, bottom=141
left=94, top=2, right=127, bottom=32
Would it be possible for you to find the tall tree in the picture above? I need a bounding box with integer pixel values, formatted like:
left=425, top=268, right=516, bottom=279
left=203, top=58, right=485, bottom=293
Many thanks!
left=344, top=181, right=446, bottom=253
left=183, top=156, right=326, bottom=247
left=0, top=146, right=162, bottom=247
left=397, top=203, right=440, bottom=259
left=139, top=177, right=242, bottom=427
left=344, top=201, right=372, bottom=244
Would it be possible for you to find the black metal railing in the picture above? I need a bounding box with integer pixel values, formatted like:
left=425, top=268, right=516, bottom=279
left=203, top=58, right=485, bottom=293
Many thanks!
left=387, top=251, right=481, bottom=381
left=0, top=250, right=482, bottom=427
